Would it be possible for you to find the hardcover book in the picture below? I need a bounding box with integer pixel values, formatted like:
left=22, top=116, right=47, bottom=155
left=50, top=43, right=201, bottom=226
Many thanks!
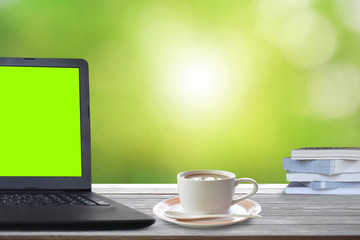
left=309, top=181, right=360, bottom=189
left=285, top=182, right=360, bottom=195
left=286, top=171, right=360, bottom=182
left=283, top=158, right=360, bottom=175
left=291, top=147, right=360, bottom=160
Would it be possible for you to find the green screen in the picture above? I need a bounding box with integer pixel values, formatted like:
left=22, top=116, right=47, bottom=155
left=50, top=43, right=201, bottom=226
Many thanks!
left=0, top=66, right=82, bottom=177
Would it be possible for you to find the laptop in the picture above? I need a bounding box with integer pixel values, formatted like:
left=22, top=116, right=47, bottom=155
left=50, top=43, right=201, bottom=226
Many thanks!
left=0, top=57, right=155, bottom=229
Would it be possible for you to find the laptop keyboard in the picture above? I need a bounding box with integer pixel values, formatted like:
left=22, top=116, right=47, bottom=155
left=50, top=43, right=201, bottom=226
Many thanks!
left=0, top=193, right=110, bottom=207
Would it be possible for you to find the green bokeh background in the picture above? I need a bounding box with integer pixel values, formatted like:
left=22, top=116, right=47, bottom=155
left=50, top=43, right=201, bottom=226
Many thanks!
left=1, top=0, right=360, bottom=183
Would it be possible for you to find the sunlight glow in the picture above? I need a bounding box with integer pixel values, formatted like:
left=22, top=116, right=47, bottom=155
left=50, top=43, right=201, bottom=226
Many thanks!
left=174, top=56, right=224, bottom=105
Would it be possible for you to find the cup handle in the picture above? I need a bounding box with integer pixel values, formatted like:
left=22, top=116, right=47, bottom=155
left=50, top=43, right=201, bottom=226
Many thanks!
left=232, top=178, right=258, bottom=205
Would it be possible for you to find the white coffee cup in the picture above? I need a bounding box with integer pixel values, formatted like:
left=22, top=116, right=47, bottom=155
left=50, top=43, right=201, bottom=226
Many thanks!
left=177, top=170, right=258, bottom=214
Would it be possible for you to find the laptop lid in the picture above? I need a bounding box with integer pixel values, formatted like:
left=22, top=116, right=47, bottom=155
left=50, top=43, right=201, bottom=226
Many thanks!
left=0, top=58, right=91, bottom=190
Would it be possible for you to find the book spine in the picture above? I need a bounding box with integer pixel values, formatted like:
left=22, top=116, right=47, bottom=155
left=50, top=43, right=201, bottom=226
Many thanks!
left=286, top=172, right=360, bottom=182
left=285, top=182, right=360, bottom=194
left=285, top=187, right=360, bottom=194
left=311, top=181, right=360, bottom=189
left=283, top=158, right=332, bottom=174
left=291, top=149, right=360, bottom=158
left=291, top=157, right=360, bottom=161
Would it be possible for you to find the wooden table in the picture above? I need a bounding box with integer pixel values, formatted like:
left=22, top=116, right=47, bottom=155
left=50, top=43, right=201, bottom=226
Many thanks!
left=1, top=184, right=360, bottom=239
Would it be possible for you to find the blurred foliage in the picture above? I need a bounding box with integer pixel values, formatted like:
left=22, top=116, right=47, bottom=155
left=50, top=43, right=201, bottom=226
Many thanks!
left=1, top=0, right=360, bottom=183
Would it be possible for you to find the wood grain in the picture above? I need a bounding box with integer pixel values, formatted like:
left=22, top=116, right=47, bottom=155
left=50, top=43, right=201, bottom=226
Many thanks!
left=0, top=184, right=359, bottom=240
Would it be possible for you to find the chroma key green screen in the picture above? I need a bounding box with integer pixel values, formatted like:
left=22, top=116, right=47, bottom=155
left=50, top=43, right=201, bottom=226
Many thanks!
left=0, top=66, right=82, bottom=177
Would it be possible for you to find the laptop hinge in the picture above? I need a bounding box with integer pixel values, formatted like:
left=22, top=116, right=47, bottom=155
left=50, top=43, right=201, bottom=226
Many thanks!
left=63, top=189, right=90, bottom=192
left=20, top=188, right=90, bottom=192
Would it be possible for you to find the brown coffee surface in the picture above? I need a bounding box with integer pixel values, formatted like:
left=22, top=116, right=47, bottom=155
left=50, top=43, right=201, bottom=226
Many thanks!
left=184, top=173, right=229, bottom=181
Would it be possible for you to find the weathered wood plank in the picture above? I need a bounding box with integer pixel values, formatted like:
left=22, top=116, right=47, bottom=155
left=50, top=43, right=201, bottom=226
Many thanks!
left=92, top=184, right=288, bottom=190
left=0, top=184, right=358, bottom=239
left=103, top=194, right=360, bottom=204
left=92, top=184, right=288, bottom=195
left=110, top=201, right=360, bottom=216
left=106, top=195, right=360, bottom=206
left=153, top=216, right=360, bottom=225
left=112, top=199, right=360, bottom=211
left=0, top=224, right=360, bottom=238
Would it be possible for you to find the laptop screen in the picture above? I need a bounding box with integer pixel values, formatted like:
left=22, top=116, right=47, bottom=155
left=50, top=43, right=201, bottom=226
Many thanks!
left=0, top=66, right=82, bottom=177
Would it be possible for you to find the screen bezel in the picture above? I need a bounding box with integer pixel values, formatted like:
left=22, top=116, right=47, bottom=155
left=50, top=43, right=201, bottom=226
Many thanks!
left=0, top=57, right=91, bottom=190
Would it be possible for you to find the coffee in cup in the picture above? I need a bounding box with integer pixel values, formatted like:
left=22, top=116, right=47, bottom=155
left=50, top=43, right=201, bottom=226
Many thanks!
left=183, top=173, right=229, bottom=181
left=177, top=170, right=258, bottom=214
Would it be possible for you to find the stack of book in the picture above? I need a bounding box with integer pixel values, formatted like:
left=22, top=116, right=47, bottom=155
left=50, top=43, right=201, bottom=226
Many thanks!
left=283, top=147, right=360, bottom=194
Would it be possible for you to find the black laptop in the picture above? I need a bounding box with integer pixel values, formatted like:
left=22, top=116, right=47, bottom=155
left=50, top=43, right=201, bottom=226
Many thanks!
left=0, top=57, right=155, bottom=229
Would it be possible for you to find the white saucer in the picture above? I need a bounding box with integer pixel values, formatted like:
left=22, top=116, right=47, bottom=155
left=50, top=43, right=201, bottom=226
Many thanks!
left=153, top=197, right=261, bottom=228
